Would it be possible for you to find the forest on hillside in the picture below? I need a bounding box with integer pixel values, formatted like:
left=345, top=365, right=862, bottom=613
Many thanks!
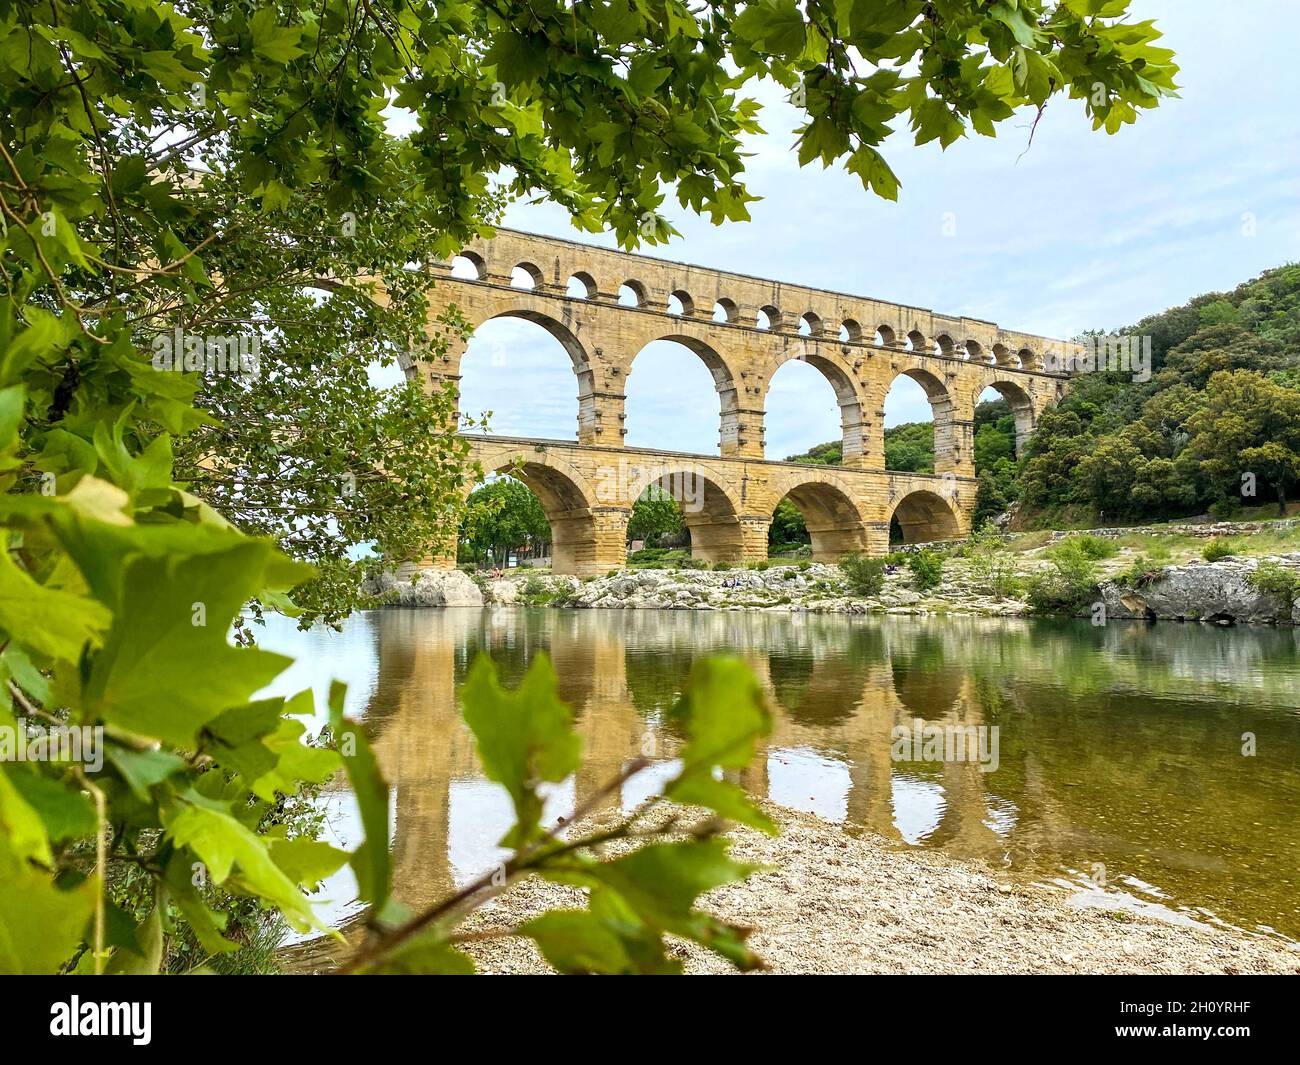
left=785, top=262, right=1300, bottom=532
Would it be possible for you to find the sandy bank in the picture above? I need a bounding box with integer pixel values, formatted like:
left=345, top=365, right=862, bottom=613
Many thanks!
left=460, top=805, right=1299, bottom=975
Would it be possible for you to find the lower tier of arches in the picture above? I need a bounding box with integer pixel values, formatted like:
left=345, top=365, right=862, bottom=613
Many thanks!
left=431, top=438, right=976, bottom=576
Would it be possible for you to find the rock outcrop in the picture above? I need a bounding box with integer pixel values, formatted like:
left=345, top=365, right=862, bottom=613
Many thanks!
left=364, top=567, right=484, bottom=607
left=1099, top=556, right=1300, bottom=625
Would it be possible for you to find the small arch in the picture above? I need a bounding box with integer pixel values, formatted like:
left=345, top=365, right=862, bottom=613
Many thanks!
left=905, top=329, right=926, bottom=352
left=775, top=479, right=869, bottom=561
left=963, top=340, right=983, bottom=364
left=839, top=319, right=863, bottom=343
left=991, top=343, right=1010, bottom=366
left=510, top=262, right=543, bottom=289
left=756, top=304, right=782, bottom=331
left=667, top=289, right=694, bottom=317
left=712, top=298, right=738, bottom=323
left=565, top=272, right=597, bottom=299
left=450, top=252, right=484, bottom=280
left=933, top=334, right=955, bottom=357
left=891, top=489, right=961, bottom=545
left=618, top=280, right=646, bottom=307
left=875, top=324, right=896, bottom=347
left=1019, top=347, right=1041, bottom=370
left=798, top=311, right=823, bottom=337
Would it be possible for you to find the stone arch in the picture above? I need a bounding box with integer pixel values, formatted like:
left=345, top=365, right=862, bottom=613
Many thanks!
left=566, top=271, right=598, bottom=299
left=627, top=334, right=743, bottom=456
left=1020, top=347, right=1042, bottom=371
left=798, top=311, right=823, bottom=336
left=756, top=304, right=782, bottom=331
left=934, top=333, right=956, bottom=357
left=905, top=329, right=926, bottom=352
left=839, top=319, right=863, bottom=343
left=625, top=461, right=749, bottom=563
left=891, top=489, right=962, bottom=544
left=964, top=339, right=987, bottom=364
left=767, top=349, right=867, bottom=466
left=451, top=251, right=485, bottom=280
left=510, top=261, right=544, bottom=289
left=458, top=307, right=595, bottom=440
left=668, top=289, right=695, bottom=316
left=713, top=298, right=738, bottom=323
left=476, top=453, right=605, bottom=574
left=875, top=324, right=896, bottom=347
left=981, top=378, right=1036, bottom=456
left=618, top=279, right=647, bottom=307
left=883, top=367, right=958, bottom=474
left=774, top=477, right=870, bottom=560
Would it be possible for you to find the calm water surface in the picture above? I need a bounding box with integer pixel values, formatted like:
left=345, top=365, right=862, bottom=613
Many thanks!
left=258, top=608, right=1300, bottom=941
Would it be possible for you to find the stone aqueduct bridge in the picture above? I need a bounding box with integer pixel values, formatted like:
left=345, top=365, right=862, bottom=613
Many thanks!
left=410, top=230, right=1081, bottom=575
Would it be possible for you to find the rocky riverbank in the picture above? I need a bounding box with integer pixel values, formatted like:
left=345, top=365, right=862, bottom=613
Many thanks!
left=458, top=804, right=1300, bottom=975
left=368, top=548, right=1300, bottom=625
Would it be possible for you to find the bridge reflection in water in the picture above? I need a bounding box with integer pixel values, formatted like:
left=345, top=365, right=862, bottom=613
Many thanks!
left=261, top=609, right=1300, bottom=945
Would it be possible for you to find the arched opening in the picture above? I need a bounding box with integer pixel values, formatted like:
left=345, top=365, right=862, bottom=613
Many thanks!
left=450, top=253, right=484, bottom=280
left=798, top=311, right=822, bottom=337
left=510, top=262, right=543, bottom=289
left=1016, top=347, right=1035, bottom=370
left=883, top=369, right=951, bottom=474
left=457, top=313, right=590, bottom=440
left=765, top=353, right=863, bottom=464
left=839, top=319, right=862, bottom=343
left=756, top=304, right=781, bottom=331
left=566, top=272, right=597, bottom=299
left=712, top=298, right=737, bottom=324
left=933, top=334, right=955, bottom=358
left=459, top=460, right=599, bottom=574
left=963, top=340, right=984, bottom=364
left=632, top=467, right=745, bottom=564
left=875, top=325, right=896, bottom=347
left=978, top=381, right=1035, bottom=458
left=667, top=290, right=694, bottom=317
left=625, top=337, right=737, bottom=455
left=992, top=343, right=1010, bottom=366
left=618, top=280, right=645, bottom=307
left=904, top=329, right=925, bottom=352
left=890, top=489, right=961, bottom=545
left=771, top=481, right=869, bottom=561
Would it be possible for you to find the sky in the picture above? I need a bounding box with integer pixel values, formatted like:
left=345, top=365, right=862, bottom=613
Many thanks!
left=441, top=1, right=1300, bottom=460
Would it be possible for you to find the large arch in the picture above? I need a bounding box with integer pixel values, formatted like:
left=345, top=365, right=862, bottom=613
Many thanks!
left=774, top=477, right=870, bottom=560
left=453, top=308, right=595, bottom=441
left=766, top=349, right=868, bottom=466
left=885, top=368, right=957, bottom=474
left=625, top=462, right=748, bottom=563
left=890, top=489, right=961, bottom=545
left=477, top=455, right=604, bottom=574
left=979, top=379, right=1036, bottom=457
left=626, top=334, right=742, bottom=456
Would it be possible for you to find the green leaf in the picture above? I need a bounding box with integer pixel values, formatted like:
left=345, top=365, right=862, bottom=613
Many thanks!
left=0, top=765, right=53, bottom=865
left=6, top=771, right=96, bottom=843
left=0, top=840, right=96, bottom=973
left=163, top=794, right=324, bottom=933
left=460, top=653, right=580, bottom=848
left=105, top=745, right=186, bottom=801
left=80, top=542, right=295, bottom=745
left=269, top=836, right=349, bottom=889
left=0, top=547, right=110, bottom=665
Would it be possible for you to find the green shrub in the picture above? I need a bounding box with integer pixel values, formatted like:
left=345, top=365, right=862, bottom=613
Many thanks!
left=838, top=553, right=887, bottom=596
left=1064, top=533, right=1119, bottom=560
left=750, top=560, right=771, bottom=571
left=1247, top=561, right=1300, bottom=616
left=713, top=560, right=732, bottom=571
left=782, top=568, right=799, bottom=580
left=680, top=557, right=709, bottom=570
left=1202, top=538, right=1239, bottom=562
left=906, top=549, right=944, bottom=592
left=798, top=560, right=812, bottom=572
left=1116, top=555, right=1165, bottom=589
left=1024, top=550, right=1101, bottom=613
left=1209, top=498, right=1242, bottom=521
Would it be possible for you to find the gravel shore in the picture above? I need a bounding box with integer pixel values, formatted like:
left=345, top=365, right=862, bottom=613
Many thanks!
left=460, top=804, right=1300, bottom=975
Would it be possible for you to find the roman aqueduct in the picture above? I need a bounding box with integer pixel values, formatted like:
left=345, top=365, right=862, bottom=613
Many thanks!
left=411, top=229, right=1080, bottom=575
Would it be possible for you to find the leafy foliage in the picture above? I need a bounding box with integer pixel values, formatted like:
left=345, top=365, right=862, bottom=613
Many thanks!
left=458, top=477, right=550, bottom=568
left=906, top=548, right=944, bottom=591
left=838, top=552, right=886, bottom=596
left=0, top=0, right=1176, bottom=974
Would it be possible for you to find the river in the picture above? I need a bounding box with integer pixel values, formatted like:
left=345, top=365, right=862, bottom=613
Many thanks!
left=257, top=608, right=1300, bottom=942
